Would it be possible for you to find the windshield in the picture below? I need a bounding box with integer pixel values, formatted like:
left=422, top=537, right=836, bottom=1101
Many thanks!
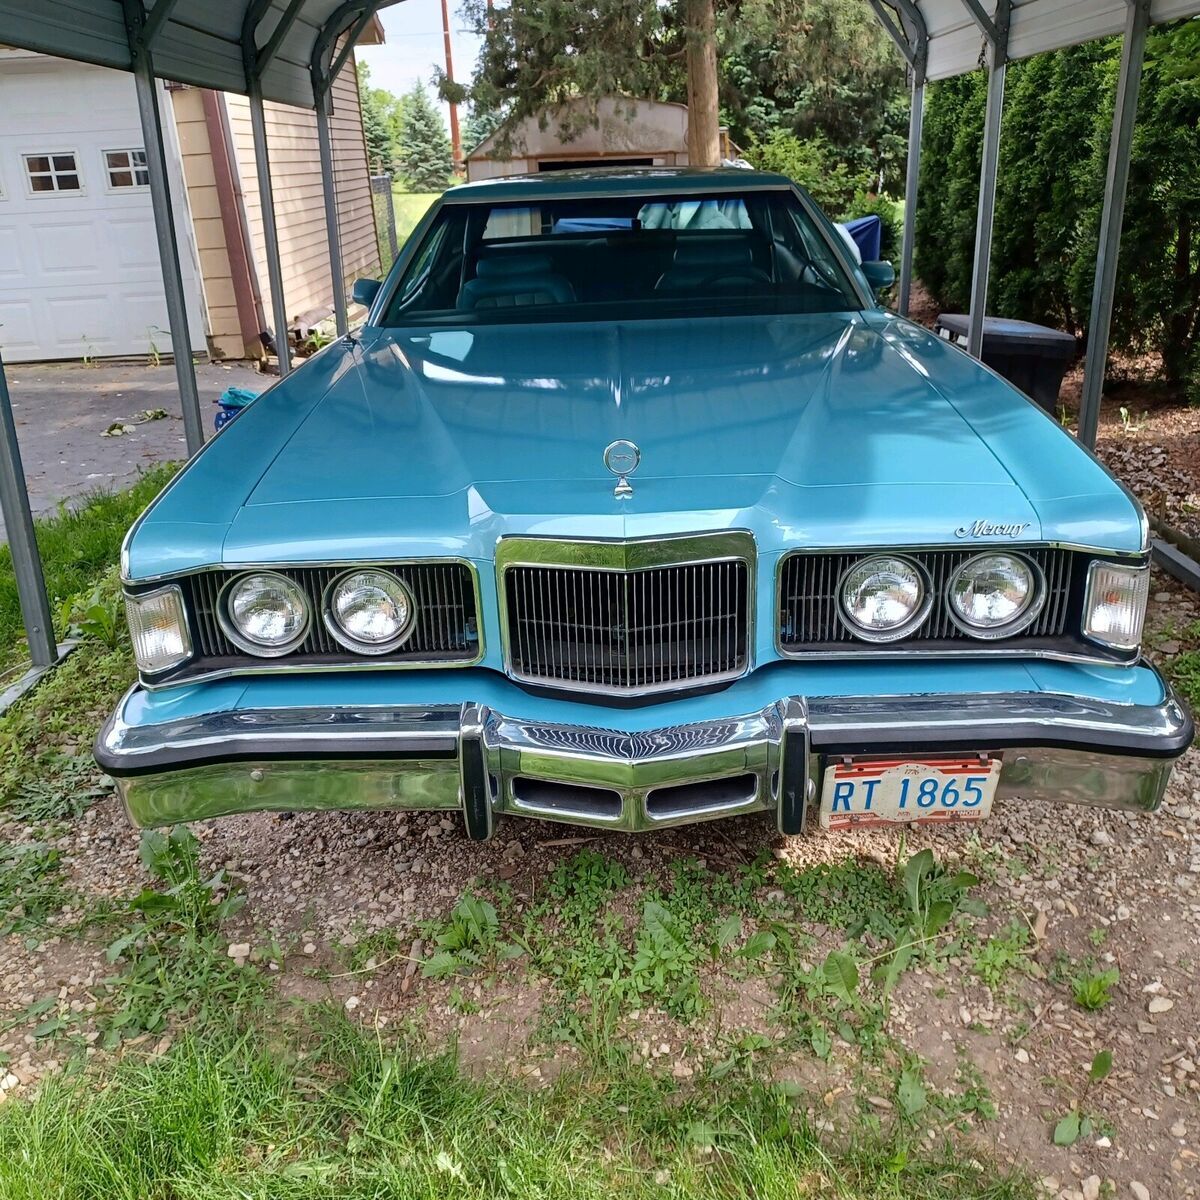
left=377, top=188, right=863, bottom=326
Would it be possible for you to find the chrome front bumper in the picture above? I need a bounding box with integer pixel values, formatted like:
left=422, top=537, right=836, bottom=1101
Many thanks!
left=96, top=683, right=1194, bottom=835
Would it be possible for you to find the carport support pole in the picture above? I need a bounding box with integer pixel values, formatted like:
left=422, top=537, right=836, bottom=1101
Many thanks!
left=0, top=356, right=57, bottom=669
left=899, top=77, right=924, bottom=317
left=248, top=83, right=292, bottom=376
left=124, top=1, right=204, bottom=455
left=316, top=95, right=349, bottom=337
left=966, top=58, right=1006, bottom=358
left=1078, top=0, right=1151, bottom=449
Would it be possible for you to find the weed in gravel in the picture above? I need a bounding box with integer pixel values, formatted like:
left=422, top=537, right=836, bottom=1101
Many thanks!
left=0, top=841, right=66, bottom=942
left=1167, top=649, right=1200, bottom=708
left=1053, top=1050, right=1113, bottom=1146
left=421, top=893, right=515, bottom=979
left=969, top=921, right=1034, bottom=992
left=1072, top=967, right=1120, bottom=1011
left=97, top=826, right=262, bottom=1047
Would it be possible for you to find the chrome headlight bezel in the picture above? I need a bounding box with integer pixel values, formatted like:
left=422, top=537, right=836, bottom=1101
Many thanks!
left=838, top=554, right=933, bottom=643
left=218, top=570, right=312, bottom=657
left=125, top=584, right=193, bottom=675
left=1083, top=560, right=1150, bottom=651
left=322, top=568, right=417, bottom=655
left=946, top=552, right=1045, bottom=640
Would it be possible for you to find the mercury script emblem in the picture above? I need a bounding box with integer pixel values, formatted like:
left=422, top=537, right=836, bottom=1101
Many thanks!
left=955, top=519, right=1031, bottom=539
left=604, top=440, right=641, bottom=499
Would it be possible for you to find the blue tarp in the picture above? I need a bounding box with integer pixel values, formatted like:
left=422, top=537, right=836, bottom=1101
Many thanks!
left=844, top=214, right=882, bottom=263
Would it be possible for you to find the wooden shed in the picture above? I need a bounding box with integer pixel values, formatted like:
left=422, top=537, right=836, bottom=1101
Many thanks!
left=466, top=98, right=720, bottom=181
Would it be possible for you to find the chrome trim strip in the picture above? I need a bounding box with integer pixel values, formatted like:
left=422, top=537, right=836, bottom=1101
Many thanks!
left=495, top=531, right=757, bottom=697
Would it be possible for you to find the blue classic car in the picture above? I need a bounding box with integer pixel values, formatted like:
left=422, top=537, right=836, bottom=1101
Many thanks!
left=96, top=168, right=1193, bottom=838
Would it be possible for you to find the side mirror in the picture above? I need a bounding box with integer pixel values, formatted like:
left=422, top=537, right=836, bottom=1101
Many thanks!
left=351, top=277, right=381, bottom=308
left=861, top=260, right=896, bottom=291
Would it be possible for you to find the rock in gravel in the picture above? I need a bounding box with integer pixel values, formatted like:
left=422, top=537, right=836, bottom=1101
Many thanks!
left=1082, top=1176, right=1101, bottom=1200
left=1147, top=997, right=1175, bottom=1014
left=1130, top=1182, right=1150, bottom=1200
left=1170, top=1120, right=1186, bottom=1138
left=1090, top=829, right=1113, bottom=847
left=226, top=942, right=251, bottom=964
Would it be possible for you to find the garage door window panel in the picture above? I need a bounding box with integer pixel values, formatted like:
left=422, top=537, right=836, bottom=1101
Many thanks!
left=24, top=153, right=82, bottom=194
left=105, top=150, right=149, bottom=190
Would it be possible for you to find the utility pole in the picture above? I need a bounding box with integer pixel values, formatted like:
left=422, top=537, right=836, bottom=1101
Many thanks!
left=441, top=0, right=463, bottom=170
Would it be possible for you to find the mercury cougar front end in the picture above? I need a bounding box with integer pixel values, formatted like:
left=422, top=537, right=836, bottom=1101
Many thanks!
left=96, top=168, right=1193, bottom=838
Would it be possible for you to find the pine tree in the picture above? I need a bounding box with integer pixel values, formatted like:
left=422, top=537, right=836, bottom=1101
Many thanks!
left=398, top=82, right=454, bottom=192
left=357, top=62, right=405, bottom=175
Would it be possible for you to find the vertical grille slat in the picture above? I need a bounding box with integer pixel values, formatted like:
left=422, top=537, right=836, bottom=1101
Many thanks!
left=778, top=548, right=1081, bottom=652
left=505, top=558, right=749, bottom=694
left=178, top=562, right=479, bottom=671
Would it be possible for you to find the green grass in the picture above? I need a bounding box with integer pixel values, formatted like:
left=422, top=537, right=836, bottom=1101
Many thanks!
left=0, top=1013, right=1034, bottom=1200
left=0, top=464, right=177, bottom=670
left=390, top=190, right=441, bottom=246
left=1167, top=649, right=1200, bottom=709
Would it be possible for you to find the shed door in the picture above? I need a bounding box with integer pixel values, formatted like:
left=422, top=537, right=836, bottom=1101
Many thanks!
left=0, top=55, right=206, bottom=363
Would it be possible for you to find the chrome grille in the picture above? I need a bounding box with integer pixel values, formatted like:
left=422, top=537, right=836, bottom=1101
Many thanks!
left=172, top=562, right=478, bottom=673
left=505, top=559, right=749, bottom=693
left=778, top=547, right=1078, bottom=651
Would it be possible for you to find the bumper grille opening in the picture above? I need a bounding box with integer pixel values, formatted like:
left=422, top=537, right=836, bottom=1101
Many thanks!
left=505, top=559, right=749, bottom=694
left=510, top=777, right=623, bottom=819
left=645, top=773, right=759, bottom=819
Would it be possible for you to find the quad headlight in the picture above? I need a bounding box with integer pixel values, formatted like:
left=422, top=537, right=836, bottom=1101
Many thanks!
left=839, top=555, right=930, bottom=641
left=125, top=585, right=192, bottom=674
left=220, top=571, right=310, bottom=656
left=1084, top=561, right=1149, bottom=651
left=947, top=553, right=1041, bottom=638
left=324, top=569, right=415, bottom=653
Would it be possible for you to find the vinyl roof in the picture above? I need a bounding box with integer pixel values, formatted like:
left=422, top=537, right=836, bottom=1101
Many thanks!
left=897, top=0, right=1200, bottom=81
left=0, top=0, right=396, bottom=109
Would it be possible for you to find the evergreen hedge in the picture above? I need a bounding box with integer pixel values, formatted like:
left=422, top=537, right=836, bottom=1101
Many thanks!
left=914, top=20, right=1199, bottom=399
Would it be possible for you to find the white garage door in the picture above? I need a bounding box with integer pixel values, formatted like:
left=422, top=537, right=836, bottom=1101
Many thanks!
left=0, top=53, right=206, bottom=364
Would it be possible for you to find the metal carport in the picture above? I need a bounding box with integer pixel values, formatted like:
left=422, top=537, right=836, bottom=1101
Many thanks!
left=0, top=0, right=1197, bottom=698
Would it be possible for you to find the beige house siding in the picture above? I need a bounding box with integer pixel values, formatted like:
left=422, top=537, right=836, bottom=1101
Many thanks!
left=170, top=86, right=242, bottom=357
left=225, top=54, right=380, bottom=330
left=172, top=49, right=381, bottom=358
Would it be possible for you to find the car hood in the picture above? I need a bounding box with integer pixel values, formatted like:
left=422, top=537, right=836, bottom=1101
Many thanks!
left=131, top=313, right=1143, bottom=572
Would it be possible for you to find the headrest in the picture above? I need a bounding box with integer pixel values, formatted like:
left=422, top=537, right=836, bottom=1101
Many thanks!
left=475, top=253, right=555, bottom=278
left=671, top=239, right=754, bottom=267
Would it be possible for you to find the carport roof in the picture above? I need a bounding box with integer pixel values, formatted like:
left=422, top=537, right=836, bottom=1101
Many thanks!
left=0, top=0, right=396, bottom=109
left=1, top=1, right=1199, bottom=109
left=911, top=0, right=1200, bottom=80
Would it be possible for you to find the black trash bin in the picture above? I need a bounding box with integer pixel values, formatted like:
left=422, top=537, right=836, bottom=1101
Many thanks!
left=935, top=314, right=1076, bottom=416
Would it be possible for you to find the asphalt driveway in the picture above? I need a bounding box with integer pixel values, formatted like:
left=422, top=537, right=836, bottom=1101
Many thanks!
left=0, top=358, right=264, bottom=538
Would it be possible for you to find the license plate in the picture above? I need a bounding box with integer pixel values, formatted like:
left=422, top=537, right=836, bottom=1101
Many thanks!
left=818, top=756, right=1001, bottom=831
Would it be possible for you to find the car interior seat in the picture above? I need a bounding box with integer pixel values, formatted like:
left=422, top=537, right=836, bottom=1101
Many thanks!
left=459, top=253, right=577, bottom=310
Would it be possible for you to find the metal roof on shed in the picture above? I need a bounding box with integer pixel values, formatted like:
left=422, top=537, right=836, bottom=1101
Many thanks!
left=0, top=0, right=398, bottom=108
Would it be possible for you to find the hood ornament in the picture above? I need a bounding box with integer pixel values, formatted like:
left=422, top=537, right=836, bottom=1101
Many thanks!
left=604, top=440, right=640, bottom=499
